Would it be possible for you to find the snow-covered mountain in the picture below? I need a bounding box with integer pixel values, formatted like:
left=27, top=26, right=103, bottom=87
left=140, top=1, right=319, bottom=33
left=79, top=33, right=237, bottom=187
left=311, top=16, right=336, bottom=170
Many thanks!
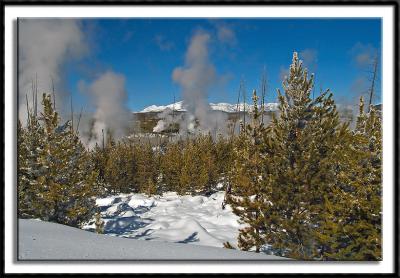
left=140, top=101, right=186, bottom=113
left=139, top=101, right=279, bottom=113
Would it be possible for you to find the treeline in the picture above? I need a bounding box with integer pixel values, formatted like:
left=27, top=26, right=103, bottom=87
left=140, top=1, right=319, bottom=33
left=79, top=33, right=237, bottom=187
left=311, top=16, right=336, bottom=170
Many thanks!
left=17, top=52, right=381, bottom=261
left=90, top=133, right=233, bottom=196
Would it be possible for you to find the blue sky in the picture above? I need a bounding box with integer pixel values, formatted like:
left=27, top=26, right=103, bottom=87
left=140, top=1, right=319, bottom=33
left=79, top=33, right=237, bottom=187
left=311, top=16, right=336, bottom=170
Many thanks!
left=66, top=18, right=381, bottom=111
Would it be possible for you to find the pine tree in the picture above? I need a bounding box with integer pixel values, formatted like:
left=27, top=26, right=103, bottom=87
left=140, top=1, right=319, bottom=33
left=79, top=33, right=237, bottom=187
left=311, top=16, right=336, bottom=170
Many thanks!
left=309, top=121, right=355, bottom=260
left=146, top=177, right=158, bottom=196
left=179, top=139, right=202, bottom=195
left=89, top=142, right=109, bottom=196
left=134, top=142, right=159, bottom=194
left=196, top=134, right=218, bottom=194
left=178, top=135, right=216, bottom=195
left=215, top=135, right=234, bottom=183
left=263, top=52, right=350, bottom=259
left=22, top=93, right=98, bottom=228
left=316, top=97, right=382, bottom=260
left=104, top=141, right=133, bottom=194
left=160, top=141, right=183, bottom=193
left=18, top=112, right=47, bottom=218
left=228, top=90, right=270, bottom=252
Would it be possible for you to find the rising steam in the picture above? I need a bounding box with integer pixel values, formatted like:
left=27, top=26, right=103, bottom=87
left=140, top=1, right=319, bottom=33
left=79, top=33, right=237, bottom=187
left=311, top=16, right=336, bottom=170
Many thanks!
left=170, top=30, right=228, bottom=135
left=153, top=108, right=183, bottom=133
left=81, top=71, right=132, bottom=149
left=18, top=19, right=88, bottom=123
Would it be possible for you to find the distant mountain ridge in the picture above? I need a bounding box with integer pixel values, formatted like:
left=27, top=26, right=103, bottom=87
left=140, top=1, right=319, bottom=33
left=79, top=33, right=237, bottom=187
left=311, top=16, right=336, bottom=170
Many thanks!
left=138, top=101, right=279, bottom=113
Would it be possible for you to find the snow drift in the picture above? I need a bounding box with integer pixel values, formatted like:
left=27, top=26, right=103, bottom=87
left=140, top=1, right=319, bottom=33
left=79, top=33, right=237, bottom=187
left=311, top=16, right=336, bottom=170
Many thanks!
left=83, top=192, right=244, bottom=248
left=18, top=219, right=286, bottom=260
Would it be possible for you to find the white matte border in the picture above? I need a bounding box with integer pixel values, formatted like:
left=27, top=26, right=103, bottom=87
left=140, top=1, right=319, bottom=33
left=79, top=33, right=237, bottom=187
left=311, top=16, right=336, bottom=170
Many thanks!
left=4, top=5, right=395, bottom=274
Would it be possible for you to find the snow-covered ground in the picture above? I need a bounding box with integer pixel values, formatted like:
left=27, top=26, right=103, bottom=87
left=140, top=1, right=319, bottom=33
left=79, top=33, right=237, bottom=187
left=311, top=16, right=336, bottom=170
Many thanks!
left=83, top=191, right=244, bottom=249
left=19, top=219, right=286, bottom=260
left=19, top=192, right=289, bottom=260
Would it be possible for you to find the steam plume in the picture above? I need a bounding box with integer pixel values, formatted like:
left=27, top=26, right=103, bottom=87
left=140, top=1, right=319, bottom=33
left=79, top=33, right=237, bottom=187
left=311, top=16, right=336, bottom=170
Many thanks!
left=81, top=71, right=131, bottom=148
left=152, top=108, right=183, bottom=133
left=171, top=31, right=228, bottom=135
left=18, top=19, right=87, bottom=123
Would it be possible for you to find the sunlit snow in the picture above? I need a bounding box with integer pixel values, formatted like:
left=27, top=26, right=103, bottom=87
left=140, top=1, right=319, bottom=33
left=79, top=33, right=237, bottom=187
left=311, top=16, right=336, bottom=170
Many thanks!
left=82, top=191, right=244, bottom=249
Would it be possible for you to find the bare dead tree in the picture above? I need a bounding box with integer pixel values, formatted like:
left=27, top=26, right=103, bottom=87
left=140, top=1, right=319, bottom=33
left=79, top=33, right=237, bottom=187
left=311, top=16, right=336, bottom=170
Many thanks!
left=26, top=93, right=31, bottom=124
left=102, top=129, right=105, bottom=150
left=31, top=79, right=35, bottom=118
left=230, top=79, right=244, bottom=137
left=312, top=73, right=316, bottom=100
left=76, top=106, right=83, bottom=133
left=34, top=73, right=38, bottom=118
left=368, top=54, right=379, bottom=112
left=70, top=95, right=74, bottom=132
left=260, top=67, right=267, bottom=124
left=242, top=79, right=246, bottom=128
left=172, top=91, right=176, bottom=122
left=51, top=76, right=56, bottom=110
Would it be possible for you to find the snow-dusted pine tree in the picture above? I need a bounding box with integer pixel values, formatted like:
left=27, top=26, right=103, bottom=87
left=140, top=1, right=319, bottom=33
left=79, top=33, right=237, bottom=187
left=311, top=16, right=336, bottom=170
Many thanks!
left=89, top=142, right=109, bottom=196
left=23, top=93, right=98, bottom=228
left=134, top=142, right=159, bottom=194
left=195, top=134, right=218, bottom=194
left=179, top=138, right=209, bottom=195
left=18, top=112, right=46, bottom=218
left=228, top=89, right=271, bottom=252
left=104, top=141, right=132, bottom=194
left=315, top=97, right=382, bottom=260
left=160, top=140, right=183, bottom=193
left=263, top=52, right=351, bottom=259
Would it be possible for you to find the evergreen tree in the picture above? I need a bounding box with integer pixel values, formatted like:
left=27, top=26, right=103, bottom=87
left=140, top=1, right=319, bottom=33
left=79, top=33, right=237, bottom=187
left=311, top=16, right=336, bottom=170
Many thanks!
left=145, top=177, right=158, bottom=196
left=134, top=142, right=159, bottom=194
left=178, top=135, right=216, bottom=195
left=215, top=135, right=234, bottom=184
left=350, top=99, right=381, bottom=260
left=228, top=90, right=270, bottom=252
left=265, top=53, right=346, bottom=259
left=89, top=142, right=109, bottom=196
left=160, top=141, right=183, bottom=193
left=19, top=93, right=98, bottom=228
left=195, top=134, right=218, bottom=194
left=18, top=112, right=47, bottom=218
left=179, top=139, right=205, bottom=195
left=315, top=97, right=382, bottom=260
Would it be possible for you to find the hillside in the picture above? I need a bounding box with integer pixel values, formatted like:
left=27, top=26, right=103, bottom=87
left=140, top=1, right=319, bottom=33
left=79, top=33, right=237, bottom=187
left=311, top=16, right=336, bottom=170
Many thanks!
left=138, top=101, right=279, bottom=113
left=132, top=102, right=279, bottom=134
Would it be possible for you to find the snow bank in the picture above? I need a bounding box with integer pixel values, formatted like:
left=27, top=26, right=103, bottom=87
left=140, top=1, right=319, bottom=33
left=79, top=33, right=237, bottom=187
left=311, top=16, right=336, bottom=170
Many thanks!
left=19, top=219, right=286, bottom=260
left=83, top=192, right=244, bottom=249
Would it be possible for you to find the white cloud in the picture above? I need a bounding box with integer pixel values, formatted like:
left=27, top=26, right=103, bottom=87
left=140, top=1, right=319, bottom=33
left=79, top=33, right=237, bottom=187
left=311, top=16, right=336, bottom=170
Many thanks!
left=216, top=25, right=237, bottom=46
left=154, top=35, right=174, bottom=51
left=350, top=42, right=378, bottom=67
